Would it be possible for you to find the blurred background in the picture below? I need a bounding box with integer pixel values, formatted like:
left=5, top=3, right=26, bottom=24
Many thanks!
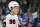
left=0, top=0, right=40, bottom=27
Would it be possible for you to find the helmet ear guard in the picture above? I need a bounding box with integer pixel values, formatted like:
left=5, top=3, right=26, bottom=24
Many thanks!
left=10, top=7, right=14, bottom=10
left=11, top=7, right=13, bottom=8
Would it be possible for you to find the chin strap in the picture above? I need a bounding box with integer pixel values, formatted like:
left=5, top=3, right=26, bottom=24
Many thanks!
left=10, top=11, right=15, bottom=15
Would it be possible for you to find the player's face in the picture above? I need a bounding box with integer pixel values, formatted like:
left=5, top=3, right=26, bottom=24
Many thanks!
left=12, top=6, right=19, bottom=14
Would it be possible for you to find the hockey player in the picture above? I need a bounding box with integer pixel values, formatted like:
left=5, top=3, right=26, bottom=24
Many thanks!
left=3, top=1, right=20, bottom=27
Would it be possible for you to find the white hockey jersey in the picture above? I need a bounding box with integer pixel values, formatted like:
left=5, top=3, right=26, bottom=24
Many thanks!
left=4, top=14, right=19, bottom=27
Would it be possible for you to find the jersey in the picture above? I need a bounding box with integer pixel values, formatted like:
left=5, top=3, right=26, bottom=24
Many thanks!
left=5, top=14, right=19, bottom=27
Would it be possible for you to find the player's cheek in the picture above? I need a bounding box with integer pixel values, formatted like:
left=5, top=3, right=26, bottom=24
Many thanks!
left=13, top=10, right=17, bottom=13
left=15, top=9, right=18, bottom=12
left=13, top=9, right=19, bottom=14
left=12, top=9, right=14, bottom=11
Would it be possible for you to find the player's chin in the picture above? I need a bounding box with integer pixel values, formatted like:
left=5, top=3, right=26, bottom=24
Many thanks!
left=15, top=12, right=18, bottom=14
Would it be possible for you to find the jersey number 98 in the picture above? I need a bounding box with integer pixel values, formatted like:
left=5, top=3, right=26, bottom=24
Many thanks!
left=9, top=19, right=15, bottom=24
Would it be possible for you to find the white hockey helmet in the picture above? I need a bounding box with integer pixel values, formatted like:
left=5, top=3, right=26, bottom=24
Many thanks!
left=8, top=1, right=19, bottom=10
